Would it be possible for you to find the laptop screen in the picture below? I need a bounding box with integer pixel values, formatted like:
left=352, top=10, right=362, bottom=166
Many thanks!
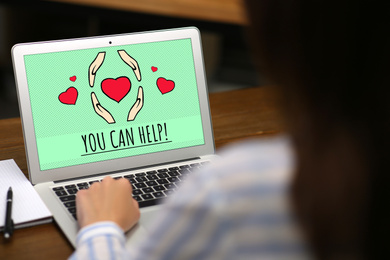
left=23, top=38, right=205, bottom=171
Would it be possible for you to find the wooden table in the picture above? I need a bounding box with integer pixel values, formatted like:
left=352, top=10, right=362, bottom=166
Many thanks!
left=46, top=0, right=248, bottom=25
left=0, top=86, right=281, bottom=259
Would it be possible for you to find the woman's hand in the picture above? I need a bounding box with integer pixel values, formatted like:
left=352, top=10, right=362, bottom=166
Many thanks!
left=76, top=176, right=140, bottom=232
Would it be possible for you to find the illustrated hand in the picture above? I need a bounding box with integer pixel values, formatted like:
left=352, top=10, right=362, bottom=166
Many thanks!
left=118, top=50, right=142, bottom=82
left=89, top=52, right=106, bottom=87
left=91, top=92, right=115, bottom=124
left=128, top=86, right=144, bottom=121
left=76, top=176, right=140, bottom=232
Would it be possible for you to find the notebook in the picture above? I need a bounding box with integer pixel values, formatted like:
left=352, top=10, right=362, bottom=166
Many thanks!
left=0, top=159, right=52, bottom=230
left=11, top=27, right=216, bottom=248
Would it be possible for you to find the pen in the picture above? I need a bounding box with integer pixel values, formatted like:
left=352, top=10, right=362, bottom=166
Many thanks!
left=4, top=187, right=14, bottom=239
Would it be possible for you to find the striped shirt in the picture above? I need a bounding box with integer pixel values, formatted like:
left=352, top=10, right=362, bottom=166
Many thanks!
left=69, top=136, right=310, bottom=259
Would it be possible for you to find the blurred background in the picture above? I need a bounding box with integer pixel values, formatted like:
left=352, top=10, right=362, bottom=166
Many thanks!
left=0, top=0, right=262, bottom=119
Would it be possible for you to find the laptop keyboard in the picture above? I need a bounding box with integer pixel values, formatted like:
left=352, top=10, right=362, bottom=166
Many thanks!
left=52, top=162, right=209, bottom=220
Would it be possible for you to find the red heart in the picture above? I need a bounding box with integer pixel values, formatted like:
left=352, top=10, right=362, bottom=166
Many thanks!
left=101, top=76, right=131, bottom=103
left=59, top=87, right=78, bottom=105
left=157, top=77, right=175, bottom=94
left=151, top=66, right=158, bottom=72
left=70, top=76, right=76, bottom=82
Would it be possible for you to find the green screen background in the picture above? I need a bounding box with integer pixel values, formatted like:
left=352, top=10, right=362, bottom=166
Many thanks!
left=24, top=38, right=205, bottom=170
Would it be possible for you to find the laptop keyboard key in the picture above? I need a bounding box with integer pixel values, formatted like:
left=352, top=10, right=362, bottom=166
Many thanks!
left=52, top=187, right=64, bottom=191
left=135, top=183, right=147, bottom=189
left=168, top=171, right=180, bottom=177
left=142, top=187, right=154, bottom=194
left=154, top=185, right=165, bottom=191
left=141, top=194, right=154, bottom=200
left=157, top=172, right=169, bottom=178
left=164, top=183, right=177, bottom=190
left=60, top=195, right=76, bottom=202
left=153, top=192, right=165, bottom=198
left=133, top=189, right=143, bottom=195
left=147, top=175, right=159, bottom=180
left=136, top=176, right=147, bottom=182
left=157, top=179, right=169, bottom=185
left=64, top=201, right=76, bottom=208
left=146, top=181, right=158, bottom=187
left=55, top=190, right=68, bottom=197
left=67, top=189, right=78, bottom=195
left=179, top=168, right=190, bottom=174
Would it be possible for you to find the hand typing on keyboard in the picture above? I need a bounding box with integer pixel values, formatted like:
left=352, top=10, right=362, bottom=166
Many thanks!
left=76, top=176, right=140, bottom=232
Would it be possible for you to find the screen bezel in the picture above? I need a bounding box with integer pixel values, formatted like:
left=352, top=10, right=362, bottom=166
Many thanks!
left=12, top=27, right=215, bottom=185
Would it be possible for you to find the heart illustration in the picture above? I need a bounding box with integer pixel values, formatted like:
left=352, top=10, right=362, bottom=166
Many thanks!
left=151, top=66, right=158, bottom=72
left=101, top=76, right=131, bottom=103
left=157, top=77, right=175, bottom=94
left=69, top=76, right=76, bottom=82
left=59, top=87, right=78, bottom=105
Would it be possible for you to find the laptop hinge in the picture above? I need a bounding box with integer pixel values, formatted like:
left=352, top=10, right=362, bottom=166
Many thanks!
left=54, top=157, right=201, bottom=184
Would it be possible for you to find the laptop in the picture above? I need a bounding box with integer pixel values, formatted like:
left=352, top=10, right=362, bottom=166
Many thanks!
left=11, top=27, right=216, bottom=248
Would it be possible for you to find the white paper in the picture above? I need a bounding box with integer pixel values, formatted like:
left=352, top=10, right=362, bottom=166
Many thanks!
left=0, top=159, right=52, bottom=228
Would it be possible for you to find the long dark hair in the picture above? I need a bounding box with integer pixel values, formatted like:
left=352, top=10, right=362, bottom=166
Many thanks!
left=244, top=0, right=390, bottom=258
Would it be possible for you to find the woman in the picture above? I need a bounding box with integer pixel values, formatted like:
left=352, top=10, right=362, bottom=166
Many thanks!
left=246, top=1, right=389, bottom=258
left=70, top=0, right=390, bottom=259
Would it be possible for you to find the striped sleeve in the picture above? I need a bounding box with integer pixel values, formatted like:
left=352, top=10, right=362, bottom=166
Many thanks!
left=69, top=221, right=129, bottom=260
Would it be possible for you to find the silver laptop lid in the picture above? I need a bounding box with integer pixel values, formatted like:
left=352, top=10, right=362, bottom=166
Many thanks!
left=12, top=27, right=214, bottom=185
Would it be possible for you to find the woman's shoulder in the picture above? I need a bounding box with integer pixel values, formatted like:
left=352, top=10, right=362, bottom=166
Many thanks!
left=171, top=135, right=295, bottom=207
left=203, top=135, right=295, bottom=185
